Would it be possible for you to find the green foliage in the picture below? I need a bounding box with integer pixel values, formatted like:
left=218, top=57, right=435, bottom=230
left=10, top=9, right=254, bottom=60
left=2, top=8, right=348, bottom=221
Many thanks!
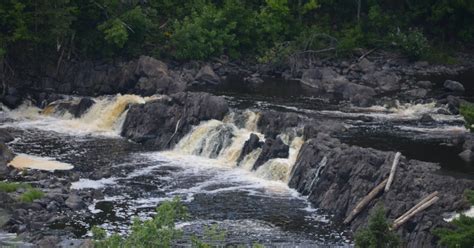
left=1, top=0, right=472, bottom=63
left=433, top=215, right=474, bottom=248
left=465, top=189, right=474, bottom=205
left=171, top=3, right=237, bottom=60
left=0, top=182, right=32, bottom=193
left=460, top=102, right=474, bottom=131
left=93, top=197, right=188, bottom=247
left=433, top=189, right=474, bottom=248
left=354, top=206, right=401, bottom=248
left=19, top=188, right=44, bottom=203
left=191, top=225, right=226, bottom=247
left=389, top=29, right=430, bottom=60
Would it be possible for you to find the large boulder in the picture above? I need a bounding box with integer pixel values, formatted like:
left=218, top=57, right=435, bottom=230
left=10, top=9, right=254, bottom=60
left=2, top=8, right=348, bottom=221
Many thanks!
left=300, top=67, right=349, bottom=92
left=121, top=92, right=229, bottom=149
left=289, top=133, right=474, bottom=248
left=194, top=65, right=221, bottom=85
left=252, top=138, right=289, bottom=170
left=363, top=71, right=401, bottom=92
left=443, top=80, right=465, bottom=93
left=134, top=56, right=185, bottom=96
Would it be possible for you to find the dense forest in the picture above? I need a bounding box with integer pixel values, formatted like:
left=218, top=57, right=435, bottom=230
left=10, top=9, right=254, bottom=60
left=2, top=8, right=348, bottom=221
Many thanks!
left=1, top=0, right=474, bottom=66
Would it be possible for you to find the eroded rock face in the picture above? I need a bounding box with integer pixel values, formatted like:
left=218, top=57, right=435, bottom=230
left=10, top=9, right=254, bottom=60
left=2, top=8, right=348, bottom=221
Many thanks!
left=289, top=133, right=474, bottom=248
left=121, top=92, right=229, bottom=149
left=237, top=133, right=263, bottom=164
left=0, top=142, right=15, bottom=178
left=257, top=111, right=302, bottom=138
left=55, top=98, right=95, bottom=118
left=253, top=138, right=289, bottom=170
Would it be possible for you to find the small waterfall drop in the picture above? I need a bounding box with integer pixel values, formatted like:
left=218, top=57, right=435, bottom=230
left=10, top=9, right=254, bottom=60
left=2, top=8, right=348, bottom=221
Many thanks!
left=4, top=94, right=151, bottom=136
left=173, top=112, right=304, bottom=182
left=255, top=137, right=304, bottom=182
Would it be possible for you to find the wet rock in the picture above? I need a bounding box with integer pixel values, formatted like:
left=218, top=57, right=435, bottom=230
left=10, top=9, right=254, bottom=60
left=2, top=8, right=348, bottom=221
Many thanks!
left=417, top=81, right=432, bottom=89
left=336, top=82, right=376, bottom=106
left=257, top=111, right=302, bottom=138
left=357, top=58, right=375, bottom=72
left=419, top=114, right=435, bottom=123
left=37, top=236, right=60, bottom=248
left=459, top=149, right=474, bottom=162
left=134, top=56, right=185, bottom=95
left=289, top=134, right=474, bottom=248
left=0, top=143, right=14, bottom=177
left=195, top=65, right=221, bottom=85
left=406, top=88, right=428, bottom=98
left=74, top=98, right=95, bottom=118
left=363, top=71, right=401, bottom=92
left=122, top=92, right=229, bottom=149
left=65, top=194, right=85, bottom=210
left=253, top=138, right=289, bottom=170
left=300, top=68, right=349, bottom=92
left=446, top=95, right=461, bottom=114
left=1, top=87, right=23, bottom=109
left=443, top=80, right=465, bottom=92
left=134, top=55, right=168, bottom=78
left=0, top=129, right=14, bottom=143
left=237, top=134, right=263, bottom=164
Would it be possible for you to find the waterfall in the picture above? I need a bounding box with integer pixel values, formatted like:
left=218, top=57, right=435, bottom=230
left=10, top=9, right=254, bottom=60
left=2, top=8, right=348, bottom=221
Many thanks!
left=4, top=94, right=152, bottom=136
left=172, top=111, right=303, bottom=182
left=255, top=137, right=304, bottom=182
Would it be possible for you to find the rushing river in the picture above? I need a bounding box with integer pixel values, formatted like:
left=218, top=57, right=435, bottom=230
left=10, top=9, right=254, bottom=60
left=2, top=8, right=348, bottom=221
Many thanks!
left=0, top=98, right=352, bottom=247
left=0, top=74, right=471, bottom=246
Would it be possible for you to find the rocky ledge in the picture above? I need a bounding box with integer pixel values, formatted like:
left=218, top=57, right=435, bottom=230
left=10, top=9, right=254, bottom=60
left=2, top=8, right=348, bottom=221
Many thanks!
left=289, top=132, right=474, bottom=248
left=121, top=92, right=229, bottom=149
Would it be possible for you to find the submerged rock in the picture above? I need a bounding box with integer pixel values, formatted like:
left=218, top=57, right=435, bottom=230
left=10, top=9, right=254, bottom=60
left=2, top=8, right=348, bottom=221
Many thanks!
left=121, top=92, right=229, bottom=149
left=443, top=80, right=465, bottom=92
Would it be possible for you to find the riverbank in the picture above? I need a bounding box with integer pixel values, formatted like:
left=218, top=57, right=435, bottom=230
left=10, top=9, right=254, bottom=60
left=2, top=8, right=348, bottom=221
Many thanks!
left=1, top=54, right=474, bottom=247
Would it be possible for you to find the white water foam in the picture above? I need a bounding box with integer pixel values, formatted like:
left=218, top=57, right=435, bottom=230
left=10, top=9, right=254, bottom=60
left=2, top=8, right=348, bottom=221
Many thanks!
left=71, top=177, right=117, bottom=190
left=1, top=94, right=156, bottom=137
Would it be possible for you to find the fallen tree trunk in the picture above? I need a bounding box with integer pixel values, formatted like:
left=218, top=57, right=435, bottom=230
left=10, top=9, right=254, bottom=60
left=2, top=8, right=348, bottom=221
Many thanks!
left=344, top=178, right=388, bottom=224
left=385, top=152, right=401, bottom=192
left=393, top=191, right=438, bottom=224
left=392, top=195, right=439, bottom=230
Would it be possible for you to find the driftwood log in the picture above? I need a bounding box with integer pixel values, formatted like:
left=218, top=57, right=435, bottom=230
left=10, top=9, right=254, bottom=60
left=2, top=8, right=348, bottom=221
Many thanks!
left=385, top=152, right=401, bottom=192
left=392, top=191, right=439, bottom=230
left=344, top=178, right=388, bottom=224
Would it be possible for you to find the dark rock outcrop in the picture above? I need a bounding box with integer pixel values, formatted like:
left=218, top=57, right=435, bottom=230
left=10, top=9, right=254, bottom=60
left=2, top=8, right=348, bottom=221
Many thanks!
left=257, top=111, right=302, bottom=138
left=0, top=143, right=15, bottom=178
left=55, top=98, right=95, bottom=118
left=237, top=133, right=263, bottom=164
left=121, top=92, right=229, bottom=149
left=289, top=133, right=474, bottom=248
left=252, top=138, right=289, bottom=170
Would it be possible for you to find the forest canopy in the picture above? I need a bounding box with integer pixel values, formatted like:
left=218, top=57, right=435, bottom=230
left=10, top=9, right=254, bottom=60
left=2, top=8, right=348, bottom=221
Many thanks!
left=1, top=0, right=473, bottom=63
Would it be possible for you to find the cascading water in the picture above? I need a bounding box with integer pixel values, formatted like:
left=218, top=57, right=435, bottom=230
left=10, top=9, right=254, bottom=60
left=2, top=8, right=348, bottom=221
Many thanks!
left=173, top=111, right=303, bottom=182
left=2, top=94, right=152, bottom=136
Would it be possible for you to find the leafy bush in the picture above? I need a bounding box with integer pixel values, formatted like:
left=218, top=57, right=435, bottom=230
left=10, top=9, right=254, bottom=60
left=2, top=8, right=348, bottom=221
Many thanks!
left=19, top=188, right=44, bottom=203
left=93, top=197, right=188, bottom=247
left=389, top=29, right=430, bottom=60
left=433, top=189, right=474, bottom=248
left=171, top=4, right=237, bottom=60
left=0, top=182, right=31, bottom=193
left=354, top=206, right=401, bottom=248
left=459, top=102, right=474, bottom=131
